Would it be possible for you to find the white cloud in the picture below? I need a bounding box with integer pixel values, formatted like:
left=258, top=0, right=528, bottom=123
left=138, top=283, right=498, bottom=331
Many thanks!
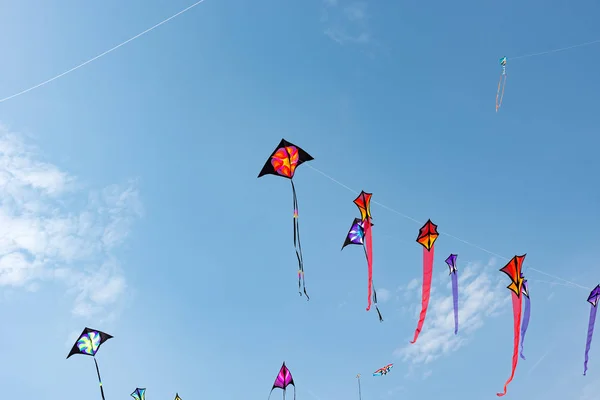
left=393, top=258, right=509, bottom=364
left=321, top=0, right=370, bottom=45
left=376, top=287, right=391, bottom=303
left=0, top=124, right=141, bottom=320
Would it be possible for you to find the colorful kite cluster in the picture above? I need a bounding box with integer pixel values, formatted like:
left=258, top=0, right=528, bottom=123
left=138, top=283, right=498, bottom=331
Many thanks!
left=256, top=138, right=599, bottom=398
left=67, top=327, right=182, bottom=400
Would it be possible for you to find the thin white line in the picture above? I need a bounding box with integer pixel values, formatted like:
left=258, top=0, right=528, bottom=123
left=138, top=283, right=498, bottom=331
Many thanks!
left=306, top=164, right=592, bottom=291
left=0, top=0, right=208, bottom=103
left=509, top=38, right=600, bottom=61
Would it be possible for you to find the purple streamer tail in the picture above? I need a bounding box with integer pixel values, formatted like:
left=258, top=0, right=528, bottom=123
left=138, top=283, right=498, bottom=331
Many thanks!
left=451, top=272, right=459, bottom=335
left=519, top=296, right=530, bottom=360
left=584, top=306, right=597, bottom=376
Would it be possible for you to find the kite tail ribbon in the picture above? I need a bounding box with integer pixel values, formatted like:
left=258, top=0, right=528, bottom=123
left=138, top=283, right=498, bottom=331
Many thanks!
left=410, top=245, right=435, bottom=344
left=495, top=72, right=507, bottom=112
left=519, top=295, right=531, bottom=360
left=291, top=180, right=308, bottom=300
left=363, top=219, right=374, bottom=311
left=497, top=292, right=522, bottom=397
left=372, top=287, right=384, bottom=322
left=94, top=357, right=106, bottom=400
left=451, top=271, right=459, bottom=335
left=583, top=305, right=597, bottom=375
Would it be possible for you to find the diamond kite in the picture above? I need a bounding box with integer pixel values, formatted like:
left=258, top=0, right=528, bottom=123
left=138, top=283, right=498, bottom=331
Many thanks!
left=258, top=139, right=314, bottom=299
left=342, top=216, right=383, bottom=321
left=67, top=327, right=113, bottom=400
left=497, top=255, right=526, bottom=397
left=269, top=362, right=295, bottom=400
left=131, top=388, right=146, bottom=400
left=411, top=219, right=439, bottom=344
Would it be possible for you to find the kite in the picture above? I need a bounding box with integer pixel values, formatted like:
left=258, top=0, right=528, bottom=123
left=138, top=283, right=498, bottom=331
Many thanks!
left=351, top=191, right=377, bottom=312
left=356, top=374, right=362, bottom=400
left=269, top=362, right=295, bottom=400
left=258, top=139, right=314, bottom=299
left=174, top=394, right=182, bottom=400
left=584, top=284, right=600, bottom=375
left=373, top=363, right=393, bottom=376
left=497, top=255, right=526, bottom=397
left=445, top=253, right=459, bottom=335
left=342, top=216, right=383, bottom=321
left=496, top=56, right=507, bottom=112
left=131, top=388, right=146, bottom=400
left=67, top=327, right=113, bottom=400
left=411, top=219, right=439, bottom=344
left=519, top=276, right=531, bottom=360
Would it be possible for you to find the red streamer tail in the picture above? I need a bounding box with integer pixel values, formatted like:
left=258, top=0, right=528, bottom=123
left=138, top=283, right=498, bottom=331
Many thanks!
left=364, top=219, right=373, bottom=311
left=497, top=292, right=522, bottom=397
left=410, top=246, right=434, bottom=344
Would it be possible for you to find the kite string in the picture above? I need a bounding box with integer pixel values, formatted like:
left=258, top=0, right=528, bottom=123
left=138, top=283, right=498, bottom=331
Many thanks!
left=0, top=0, right=208, bottom=103
left=509, top=38, right=600, bottom=61
left=306, top=164, right=591, bottom=291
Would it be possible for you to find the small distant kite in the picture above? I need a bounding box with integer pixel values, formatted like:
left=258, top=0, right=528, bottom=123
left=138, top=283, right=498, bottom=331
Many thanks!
left=269, top=362, right=295, bottom=400
left=497, top=255, right=526, bottom=397
left=342, top=191, right=383, bottom=321
left=131, top=388, right=146, bottom=400
left=174, top=394, right=182, bottom=400
left=520, top=276, right=531, bottom=360
left=496, top=56, right=507, bottom=112
left=411, top=219, right=439, bottom=344
left=584, top=285, right=600, bottom=375
left=373, top=363, right=393, bottom=376
left=258, top=139, right=314, bottom=299
left=445, top=254, right=459, bottom=335
left=67, top=327, right=113, bottom=400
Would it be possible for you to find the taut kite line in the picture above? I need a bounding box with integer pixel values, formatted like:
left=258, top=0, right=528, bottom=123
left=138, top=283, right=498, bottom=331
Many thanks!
left=0, top=0, right=209, bottom=103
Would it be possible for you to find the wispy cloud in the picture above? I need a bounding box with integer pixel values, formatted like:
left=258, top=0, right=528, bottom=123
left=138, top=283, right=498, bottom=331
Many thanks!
left=321, top=0, right=370, bottom=45
left=394, top=258, right=509, bottom=364
left=0, top=124, right=142, bottom=321
left=377, top=287, right=391, bottom=303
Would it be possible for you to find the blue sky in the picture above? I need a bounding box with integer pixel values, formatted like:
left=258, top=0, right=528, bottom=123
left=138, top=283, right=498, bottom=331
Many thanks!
left=0, top=0, right=599, bottom=399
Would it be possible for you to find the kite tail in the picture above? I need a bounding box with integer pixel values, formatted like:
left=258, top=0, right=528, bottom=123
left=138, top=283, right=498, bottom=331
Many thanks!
left=495, top=73, right=507, bottom=112
left=410, top=245, right=435, bottom=344
left=363, top=219, right=374, bottom=311
left=372, top=287, right=384, bottom=322
left=93, top=357, right=106, bottom=400
left=451, top=272, right=459, bottom=335
left=583, top=305, right=597, bottom=375
left=519, top=295, right=531, bottom=360
left=291, top=180, right=308, bottom=300
left=497, top=292, right=522, bottom=397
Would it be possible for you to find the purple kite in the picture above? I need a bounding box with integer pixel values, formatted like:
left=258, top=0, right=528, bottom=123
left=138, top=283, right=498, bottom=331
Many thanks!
left=342, top=217, right=383, bottom=322
left=519, top=276, right=531, bottom=360
left=584, top=285, right=600, bottom=375
left=445, top=254, right=459, bottom=335
left=269, top=362, right=295, bottom=400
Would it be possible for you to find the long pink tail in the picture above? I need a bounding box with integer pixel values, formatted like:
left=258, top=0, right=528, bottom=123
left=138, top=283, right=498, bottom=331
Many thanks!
left=410, top=246, right=435, bottom=344
left=497, top=292, right=522, bottom=397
